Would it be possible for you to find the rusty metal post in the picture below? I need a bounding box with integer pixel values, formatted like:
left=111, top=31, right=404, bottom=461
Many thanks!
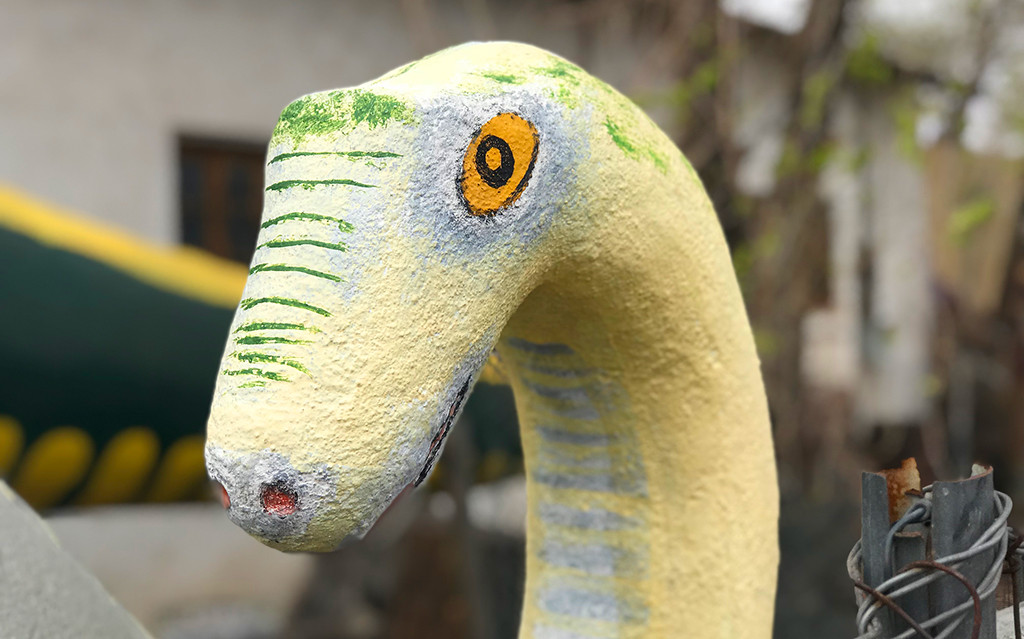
left=861, top=471, right=896, bottom=635
left=852, top=464, right=1007, bottom=639
left=931, top=471, right=997, bottom=639
left=892, top=527, right=928, bottom=632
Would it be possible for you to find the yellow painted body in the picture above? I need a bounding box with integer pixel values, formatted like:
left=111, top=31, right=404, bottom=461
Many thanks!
left=503, top=150, right=779, bottom=636
left=205, top=42, right=778, bottom=638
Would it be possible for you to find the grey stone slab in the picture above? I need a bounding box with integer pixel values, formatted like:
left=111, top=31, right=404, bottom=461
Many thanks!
left=0, top=481, right=151, bottom=639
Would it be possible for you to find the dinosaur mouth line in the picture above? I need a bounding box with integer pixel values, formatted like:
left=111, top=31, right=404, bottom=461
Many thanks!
left=414, top=378, right=471, bottom=486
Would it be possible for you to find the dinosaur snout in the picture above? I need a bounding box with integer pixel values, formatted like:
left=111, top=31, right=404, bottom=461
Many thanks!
left=215, top=477, right=299, bottom=516
left=205, top=442, right=406, bottom=551
left=205, top=444, right=340, bottom=550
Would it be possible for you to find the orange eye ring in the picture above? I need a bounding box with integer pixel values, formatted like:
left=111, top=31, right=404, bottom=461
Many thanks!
left=459, top=113, right=539, bottom=216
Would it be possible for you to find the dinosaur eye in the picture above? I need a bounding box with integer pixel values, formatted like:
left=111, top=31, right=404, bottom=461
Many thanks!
left=459, top=112, right=539, bottom=216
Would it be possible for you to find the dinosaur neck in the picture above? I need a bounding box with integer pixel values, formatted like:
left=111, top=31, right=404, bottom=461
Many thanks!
left=496, top=164, right=778, bottom=638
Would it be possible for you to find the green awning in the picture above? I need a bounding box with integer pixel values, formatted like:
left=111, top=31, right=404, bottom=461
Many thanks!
left=0, top=186, right=245, bottom=509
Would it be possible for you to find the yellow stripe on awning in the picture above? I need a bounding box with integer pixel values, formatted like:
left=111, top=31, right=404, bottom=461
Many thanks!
left=0, top=185, right=246, bottom=309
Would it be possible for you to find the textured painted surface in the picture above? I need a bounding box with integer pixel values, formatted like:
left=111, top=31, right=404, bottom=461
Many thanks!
left=206, top=42, right=779, bottom=638
left=0, top=481, right=152, bottom=638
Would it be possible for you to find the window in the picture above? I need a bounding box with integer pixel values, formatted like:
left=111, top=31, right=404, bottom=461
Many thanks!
left=179, top=136, right=267, bottom=263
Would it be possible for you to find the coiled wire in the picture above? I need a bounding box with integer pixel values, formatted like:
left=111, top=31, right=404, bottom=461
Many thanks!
left=848, top=488, right=1013, bottom=639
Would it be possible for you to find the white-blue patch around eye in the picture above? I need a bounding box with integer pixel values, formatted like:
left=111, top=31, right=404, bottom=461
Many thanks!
left=402, top=88, right=591, bottom=265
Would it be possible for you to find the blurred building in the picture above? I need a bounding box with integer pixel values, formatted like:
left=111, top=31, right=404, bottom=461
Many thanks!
left=0, top=0, right=675, bottom=253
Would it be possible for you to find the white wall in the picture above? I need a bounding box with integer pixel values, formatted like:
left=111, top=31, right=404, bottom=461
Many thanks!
left=0, top=0, right=663, bottom=244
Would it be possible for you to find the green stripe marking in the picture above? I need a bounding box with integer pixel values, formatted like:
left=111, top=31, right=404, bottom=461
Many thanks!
left=222, top=368, right=290, bottom=382
left=235, top=335, right=310, bottom=346
left=480, top=72, right=524, bottom=84
left=268, top=151, right=401, bottom=164
left=234, top=352, right=311, bottom=377
left=266, top=179, right=376, bottom=192
left=258, top=238, right=347, bottom=252
left=234, top=321, right=321, bottom=333
left=272, top=89, right=414, bottom=145
left=604, top=116, right=668, bottom=172
left=261, top=212, right=354, bottom=233
left=239, top=380, right=267, bottom=388
left=249, top=263, right=342, bottom=282
left=240, top=297, right=331, bottom=316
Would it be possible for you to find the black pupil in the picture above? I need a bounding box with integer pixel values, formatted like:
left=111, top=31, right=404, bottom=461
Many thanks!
left=475, top=135, right=515, bottom=188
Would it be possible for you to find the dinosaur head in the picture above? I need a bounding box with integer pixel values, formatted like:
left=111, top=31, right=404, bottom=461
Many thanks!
left=205, top=42, right=664, bottom=551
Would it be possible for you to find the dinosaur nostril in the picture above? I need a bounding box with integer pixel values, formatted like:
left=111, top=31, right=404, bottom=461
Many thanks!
left=261, top=482, right=298, bottom=516
left=216, top=483, right=230, bottom=509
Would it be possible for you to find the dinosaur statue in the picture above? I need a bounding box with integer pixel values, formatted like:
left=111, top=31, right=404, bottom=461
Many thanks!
left=206, top=42, right=779, bottom=638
